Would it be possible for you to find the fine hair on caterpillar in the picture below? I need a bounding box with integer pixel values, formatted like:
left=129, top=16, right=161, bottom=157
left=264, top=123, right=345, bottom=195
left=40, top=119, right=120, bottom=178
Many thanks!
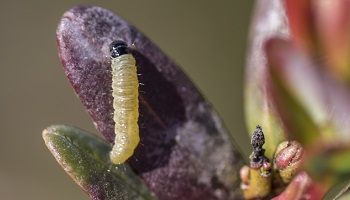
left=109, top=40, right=140, bottom=164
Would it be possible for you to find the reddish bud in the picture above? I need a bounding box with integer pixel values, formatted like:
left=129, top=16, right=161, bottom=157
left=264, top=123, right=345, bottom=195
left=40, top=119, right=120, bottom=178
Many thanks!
left=274, top=141, right=303, bottom=183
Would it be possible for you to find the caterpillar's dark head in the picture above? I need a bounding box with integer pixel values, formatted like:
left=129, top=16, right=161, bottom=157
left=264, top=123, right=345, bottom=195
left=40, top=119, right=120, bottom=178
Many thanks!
left=109, top=40, right=129, bottom=58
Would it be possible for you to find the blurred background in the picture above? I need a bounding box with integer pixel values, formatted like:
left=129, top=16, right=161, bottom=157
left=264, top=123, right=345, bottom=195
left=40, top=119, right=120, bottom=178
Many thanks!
left=0, top=1, right=253, bottom=199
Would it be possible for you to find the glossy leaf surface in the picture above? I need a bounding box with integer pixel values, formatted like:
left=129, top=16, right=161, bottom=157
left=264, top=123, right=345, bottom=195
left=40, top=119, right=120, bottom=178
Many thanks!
left=43, top=125, right=156, bottom=200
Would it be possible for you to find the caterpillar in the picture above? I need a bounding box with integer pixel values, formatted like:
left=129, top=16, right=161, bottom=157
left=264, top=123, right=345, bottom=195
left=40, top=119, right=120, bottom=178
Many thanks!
left=109, top=40, right=140, bottom=164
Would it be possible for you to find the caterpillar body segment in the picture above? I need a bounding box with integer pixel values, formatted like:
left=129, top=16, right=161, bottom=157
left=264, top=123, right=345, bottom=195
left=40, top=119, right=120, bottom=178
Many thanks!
left=109, top=41, right=140, bottom=164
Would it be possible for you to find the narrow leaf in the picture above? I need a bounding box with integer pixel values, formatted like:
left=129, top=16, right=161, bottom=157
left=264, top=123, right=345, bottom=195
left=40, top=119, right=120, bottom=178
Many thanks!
left=322, top=178, right=350, bottom=200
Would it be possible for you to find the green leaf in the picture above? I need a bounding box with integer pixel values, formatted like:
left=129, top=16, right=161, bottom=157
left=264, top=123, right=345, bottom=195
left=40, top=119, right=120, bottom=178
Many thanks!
left=42, top=125, right=155, bottom=200
left=245, top=0, right=289, bottom=158
left=323, top=179, right=350, bottom=200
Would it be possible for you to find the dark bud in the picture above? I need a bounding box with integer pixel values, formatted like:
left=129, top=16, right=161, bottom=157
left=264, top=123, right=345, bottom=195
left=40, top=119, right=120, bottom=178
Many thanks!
left=251, top=125, right=265, bottom=151
left=250, top=125, right=269, bottom=168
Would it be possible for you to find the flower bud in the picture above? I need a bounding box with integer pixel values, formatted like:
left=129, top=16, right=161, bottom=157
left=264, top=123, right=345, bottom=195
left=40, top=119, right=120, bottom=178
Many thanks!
left=274, top=141, right=303, bottom=183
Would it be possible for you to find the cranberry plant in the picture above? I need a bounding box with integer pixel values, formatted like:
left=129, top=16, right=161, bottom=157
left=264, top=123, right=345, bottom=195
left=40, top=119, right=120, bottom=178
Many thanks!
left=43, top=1, right=350, bottom=199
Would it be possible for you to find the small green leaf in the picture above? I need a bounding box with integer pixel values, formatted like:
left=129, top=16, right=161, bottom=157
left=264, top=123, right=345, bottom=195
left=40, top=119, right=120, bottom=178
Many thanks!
left=42, top=125, right=155, bottom=200
left=323, top=178, right=350, bottom=200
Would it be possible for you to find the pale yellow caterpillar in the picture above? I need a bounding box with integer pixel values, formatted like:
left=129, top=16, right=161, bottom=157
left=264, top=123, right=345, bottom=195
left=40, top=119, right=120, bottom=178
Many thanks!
left=109, top=40, right=139, bottom=164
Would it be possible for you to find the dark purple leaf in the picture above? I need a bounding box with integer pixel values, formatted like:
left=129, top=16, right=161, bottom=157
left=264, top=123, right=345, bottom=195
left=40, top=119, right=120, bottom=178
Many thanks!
left=56, top=5, right=244, bottom=199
